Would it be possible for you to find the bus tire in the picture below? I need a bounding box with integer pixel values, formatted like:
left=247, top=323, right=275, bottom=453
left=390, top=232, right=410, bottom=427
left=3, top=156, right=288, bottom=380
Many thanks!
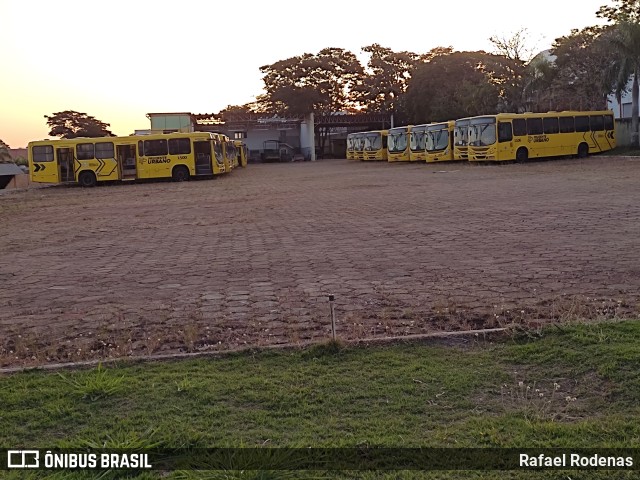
left=515, top=147, right=528, bottom=163
left=577, top=143, right=589, bottom=158
left=172, top=165, right=190, bottom=182
left=78, top=171, right=97, bottom=187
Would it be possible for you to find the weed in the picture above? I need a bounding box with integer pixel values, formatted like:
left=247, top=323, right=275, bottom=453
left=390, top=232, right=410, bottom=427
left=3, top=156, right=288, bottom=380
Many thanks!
left=57, top=363, right=124, bottom=401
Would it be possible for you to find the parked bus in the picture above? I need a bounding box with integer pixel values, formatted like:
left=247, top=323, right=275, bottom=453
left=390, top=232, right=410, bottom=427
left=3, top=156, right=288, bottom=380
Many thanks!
left=219, top=135, right=237, bottom=171
left=28, top=132, right=227, bottom=187
left=353, top=132, right=366, bottom=160
left=425, top=121, right=456, bottom=162
left=467, top=110, right=616, bottom=162
left=234, top=140, right=248, bottom=167
left=453, top=118, right=471, bottom=161
left=409, top=124, right=428, bottom=162
left=346, top=133, right=357, bottom=160
left=363, top=130, right=388, bottom=161
left=387, top=125, right=413, bottom=162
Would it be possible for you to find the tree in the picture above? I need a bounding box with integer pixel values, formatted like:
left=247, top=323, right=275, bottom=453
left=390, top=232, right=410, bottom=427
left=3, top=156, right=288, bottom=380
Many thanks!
left=522, top=52, right=558, bottom=111
left=598, top=0, right=640, bottom=147
left=0, top=139, right=13, bottom=163
left=353, top=44, right=424, bottom=117
left=489, top=28, right=537, bottom=63
left=45, top=111, right=114, bottom=138
left=400, top=51, right=502, bottom=124
left=259, top=48, right=364, bottom=152
left=550, top=26, right=619, bottom=111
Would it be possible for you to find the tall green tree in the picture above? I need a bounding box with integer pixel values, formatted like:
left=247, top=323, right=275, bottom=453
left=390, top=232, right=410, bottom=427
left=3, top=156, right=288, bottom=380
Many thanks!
left=598, top=0, right=640, bottom=146
left=400, top=51, right=502, bottom=124
left=45, top=111, right=114, bottom=138
left=550, top=26, right=616, bottom=111
left=353, top=44, right=424, bottom=117
left=258, top=48, right=364, bottom=152
left=259, top=48, right=363, bottom=115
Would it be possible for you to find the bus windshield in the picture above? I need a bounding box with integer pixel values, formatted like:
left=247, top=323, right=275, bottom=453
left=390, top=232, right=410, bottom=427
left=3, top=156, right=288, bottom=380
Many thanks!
left=410, top=130, right=426, bottom=151
left=469, top=118, right=497, bottom=146
left=426, top=127, right=449, bottom=151
left=454, top=121, right=470, bottom=147
left=364, top=133, right=382, bottom=151
left=388, top=132, right=407, bottom=153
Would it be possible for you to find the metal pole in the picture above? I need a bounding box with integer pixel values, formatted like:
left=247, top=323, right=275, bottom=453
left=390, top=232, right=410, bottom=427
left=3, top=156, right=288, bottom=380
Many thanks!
left=328, top=294, right=336, bottom=340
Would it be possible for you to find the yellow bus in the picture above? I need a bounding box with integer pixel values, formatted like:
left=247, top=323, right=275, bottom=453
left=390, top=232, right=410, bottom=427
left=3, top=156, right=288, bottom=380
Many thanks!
left=453, top=118, right=471, bottom=161
left=346, top=133, right=357, bottom=160
left=28, top=132, right=227, bottom=187
left=409, top=124, right=428, bottom=162
left=354, top=132, right=366, bottom=161
left=387, top=125, right=412, bottom=162
left=425, top=121, right=456, bottom=163
left=363, top=130, right=388, bottom=161
left=467, top=110, right=616, bottom=162
left=234, top=140, right=248, bottom=167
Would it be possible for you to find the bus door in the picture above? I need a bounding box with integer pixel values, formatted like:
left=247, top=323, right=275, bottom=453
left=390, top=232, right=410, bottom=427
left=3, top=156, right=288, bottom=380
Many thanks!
left=57, top=147, right=75, bottom=182
left=117, top=144, right=137, bottom=179
left=194, top=141, right=213, bottom=175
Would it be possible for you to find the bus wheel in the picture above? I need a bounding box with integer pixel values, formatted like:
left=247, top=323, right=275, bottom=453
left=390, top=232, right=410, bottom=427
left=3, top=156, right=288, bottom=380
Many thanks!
left=172, top=165, right=190, bottom=182
left=515, top=148, right=528, bottom=163
left=78, top=171, right=97, bottom=187
left=577, top=143, right=589, bottom=158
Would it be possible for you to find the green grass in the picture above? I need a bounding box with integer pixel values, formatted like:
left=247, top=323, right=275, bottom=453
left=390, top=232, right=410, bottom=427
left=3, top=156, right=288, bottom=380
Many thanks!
left=601, top=146, right=640, bottom=156
left=1, top=321, right=640, bottom=479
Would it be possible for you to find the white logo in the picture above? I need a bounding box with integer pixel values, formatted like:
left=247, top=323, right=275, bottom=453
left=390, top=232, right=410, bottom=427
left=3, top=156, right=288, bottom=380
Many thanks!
left=7, top=450, right=39, bottom=468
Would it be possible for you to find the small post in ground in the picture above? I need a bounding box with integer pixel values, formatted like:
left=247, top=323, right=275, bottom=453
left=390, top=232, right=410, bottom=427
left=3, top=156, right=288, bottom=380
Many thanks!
left=328, top=294, right=337, bottom=340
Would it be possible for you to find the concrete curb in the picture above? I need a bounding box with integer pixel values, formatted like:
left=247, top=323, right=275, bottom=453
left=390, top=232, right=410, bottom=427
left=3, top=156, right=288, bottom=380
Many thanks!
left=0, top=327, right=507, bottom=375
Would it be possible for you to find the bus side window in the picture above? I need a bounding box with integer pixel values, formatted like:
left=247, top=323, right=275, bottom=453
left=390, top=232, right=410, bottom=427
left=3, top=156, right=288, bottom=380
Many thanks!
left=590, top=115, right=604, bottom=131
left=512, top=119, right=527, bottom=136
left=559, top=116, right=575, bottom=133
left=498, top=122, right=512, bottom=142
left=138, top=140, right=144, bottom=156
left=77, top=143, right=95, bottom=160
left=604, top=115, right=614, bottom=131
left=526, top=118, right=543, bottom=135
left=575, top=116, right=590, bottom=132
left=543, top=117, right=559, bottom=134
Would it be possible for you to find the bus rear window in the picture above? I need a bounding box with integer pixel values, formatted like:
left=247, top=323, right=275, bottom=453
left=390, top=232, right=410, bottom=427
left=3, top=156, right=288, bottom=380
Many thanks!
left=590, top=115, right=604, bottom=132
left=513, top=119, right=527, bottom=136
left=575, top=116, right=590, bottom=132
left=77, top=143, right=95, bottom=160
left=543, top=117, right=559, bottom=134
left=559, top=117, right=575, bottom=133
left=144, top=139, right=168, bottom=156
left=33, top=145, right=54, bottom=162
left=527, top=118, right=543, bottom=135
left=168, top=138, right=191, bottom=155
left=95, top=142, right=114, bottom=159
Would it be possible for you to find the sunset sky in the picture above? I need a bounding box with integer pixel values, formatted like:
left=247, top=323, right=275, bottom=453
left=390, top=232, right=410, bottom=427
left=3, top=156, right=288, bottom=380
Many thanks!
left=0, top=0, right=611, bottom=148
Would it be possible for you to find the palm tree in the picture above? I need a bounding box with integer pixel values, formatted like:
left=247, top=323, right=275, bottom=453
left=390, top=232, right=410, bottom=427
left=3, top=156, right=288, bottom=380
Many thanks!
left=609, top=21, right=640, bottom=147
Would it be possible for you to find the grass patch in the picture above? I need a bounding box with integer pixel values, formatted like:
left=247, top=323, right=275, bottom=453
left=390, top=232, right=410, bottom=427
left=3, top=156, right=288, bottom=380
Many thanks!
left=1, top=321, right=639, bottom=479
left=601, top=146, right=640, bottom=156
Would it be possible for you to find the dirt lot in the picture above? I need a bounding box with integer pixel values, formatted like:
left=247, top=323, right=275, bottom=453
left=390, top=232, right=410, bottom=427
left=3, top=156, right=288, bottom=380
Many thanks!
left=1, top=157, right=640, bottom=367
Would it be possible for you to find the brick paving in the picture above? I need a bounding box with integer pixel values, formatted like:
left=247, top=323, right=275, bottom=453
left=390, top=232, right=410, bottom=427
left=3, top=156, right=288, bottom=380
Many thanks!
left=1, top=157, right=639, bottom=367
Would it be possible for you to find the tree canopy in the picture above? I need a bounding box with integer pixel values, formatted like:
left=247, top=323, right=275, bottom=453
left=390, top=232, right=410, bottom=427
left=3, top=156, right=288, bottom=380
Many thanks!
left=45, top=111, right=114, bottom=139
left=0, top=139, right=13, bottom=164
left=258, top=48, right=363, bottom=115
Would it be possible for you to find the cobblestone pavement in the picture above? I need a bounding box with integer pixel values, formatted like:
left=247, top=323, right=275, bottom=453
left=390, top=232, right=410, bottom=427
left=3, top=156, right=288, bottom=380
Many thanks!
left=1, top=157, right=640, bottom=366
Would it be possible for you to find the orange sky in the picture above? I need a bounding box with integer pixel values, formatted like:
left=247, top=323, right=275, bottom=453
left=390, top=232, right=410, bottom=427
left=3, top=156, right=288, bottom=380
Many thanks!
left=0, top=0, right=610, bottom=148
